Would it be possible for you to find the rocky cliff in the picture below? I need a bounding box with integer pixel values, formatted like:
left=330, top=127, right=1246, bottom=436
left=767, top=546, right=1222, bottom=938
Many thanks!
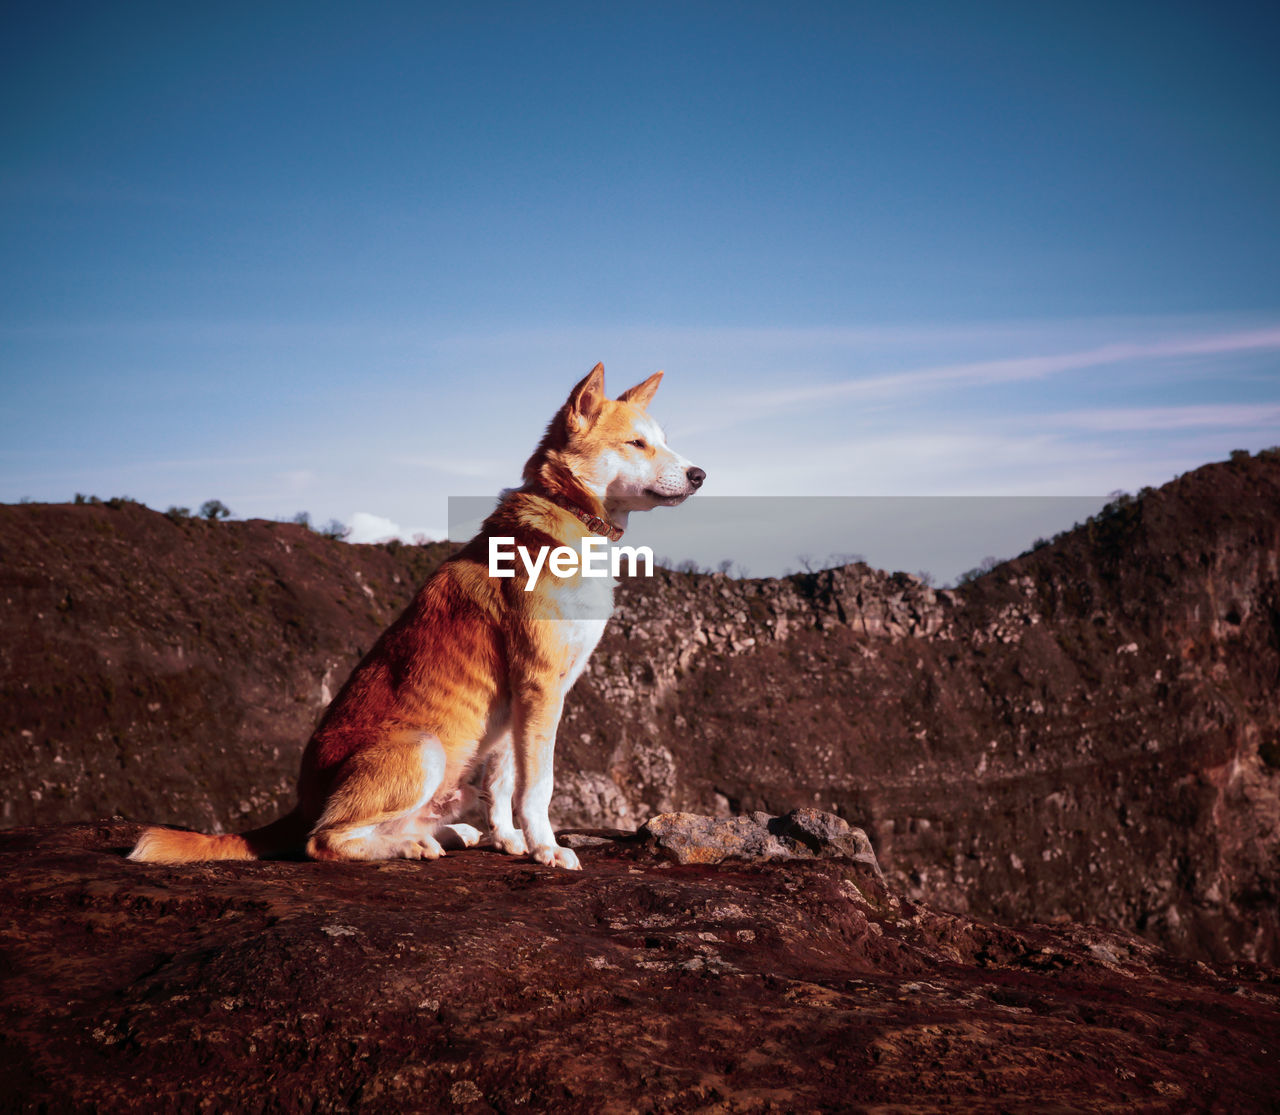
left=558, top=452, right=1280, bottom=966
left=2, top=451, right=1278, bottom=965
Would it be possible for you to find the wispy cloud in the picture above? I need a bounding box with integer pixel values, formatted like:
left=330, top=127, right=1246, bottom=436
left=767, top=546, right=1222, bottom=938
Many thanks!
left=739, top=326, right=1280, bottom=409
left=1043, top=403, right=1280, bottom=433
left=276, top=468, right=316, bottom=491
left=393, top=454, right=504, bottom=479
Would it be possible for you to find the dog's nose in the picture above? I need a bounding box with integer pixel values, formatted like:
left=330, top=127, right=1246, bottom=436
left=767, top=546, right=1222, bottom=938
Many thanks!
left=687, top=466, right=706, bottom=488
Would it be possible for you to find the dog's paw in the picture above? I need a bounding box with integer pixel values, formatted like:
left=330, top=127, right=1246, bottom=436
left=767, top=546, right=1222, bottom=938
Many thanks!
left=437, top=823, right=483, bottom=850
left=395, top=836, right=445, bottom=860
left=491, top=827, right=528, bottom=856
left=530, top=843, right=581, bottom=871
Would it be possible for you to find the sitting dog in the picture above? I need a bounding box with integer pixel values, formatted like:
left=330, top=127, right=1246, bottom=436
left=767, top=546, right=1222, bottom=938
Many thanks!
left=129, top=364, right=703, bottom=869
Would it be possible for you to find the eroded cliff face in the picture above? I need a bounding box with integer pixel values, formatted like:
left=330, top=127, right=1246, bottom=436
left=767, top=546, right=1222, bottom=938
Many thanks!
left=0, top=508, right=451, bottom=835
left=556, top=454, right=1280, bottom=964
left=2, top=453, right=1278, bottom=963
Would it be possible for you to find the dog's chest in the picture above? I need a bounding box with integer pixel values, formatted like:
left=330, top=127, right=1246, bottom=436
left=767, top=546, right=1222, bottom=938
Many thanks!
left=556, top=615, right=609, bottom=689
left=549, top=575, right=614, bottom=689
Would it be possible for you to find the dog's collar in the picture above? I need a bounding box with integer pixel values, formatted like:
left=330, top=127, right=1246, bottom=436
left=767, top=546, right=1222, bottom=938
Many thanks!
left=548, top=495, right=624, bottom=542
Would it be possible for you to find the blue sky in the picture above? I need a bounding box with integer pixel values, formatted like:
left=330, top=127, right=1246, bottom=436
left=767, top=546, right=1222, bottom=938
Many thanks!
left=3, top=2, right=1278, bottom=576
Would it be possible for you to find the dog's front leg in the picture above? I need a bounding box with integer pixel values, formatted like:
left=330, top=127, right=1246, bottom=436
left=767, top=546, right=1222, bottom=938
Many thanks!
left=510, top=684, right=580, bottom=870
left=481, top=737, right=528, bottom=857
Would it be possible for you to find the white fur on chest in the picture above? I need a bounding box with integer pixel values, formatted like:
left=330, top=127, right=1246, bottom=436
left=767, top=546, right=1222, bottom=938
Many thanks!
left=557, top=614, right=609, bottom=688
left=546, top=572, right=615, bottom=689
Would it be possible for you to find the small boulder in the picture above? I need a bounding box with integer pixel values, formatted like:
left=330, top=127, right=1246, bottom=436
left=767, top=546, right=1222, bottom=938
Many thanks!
left=762, top=807, right=883, bottom=878
left=638, top=813, right=793, bottom=864
left=639, top=809, right=882, bottom=878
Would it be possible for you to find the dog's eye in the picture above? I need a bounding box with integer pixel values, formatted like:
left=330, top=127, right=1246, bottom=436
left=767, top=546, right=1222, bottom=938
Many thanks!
left=627, top=439, right=647, bottom=450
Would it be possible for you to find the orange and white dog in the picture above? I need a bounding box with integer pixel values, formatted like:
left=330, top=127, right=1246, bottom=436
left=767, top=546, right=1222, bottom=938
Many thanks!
left=129, top=364, right=703, bottom=870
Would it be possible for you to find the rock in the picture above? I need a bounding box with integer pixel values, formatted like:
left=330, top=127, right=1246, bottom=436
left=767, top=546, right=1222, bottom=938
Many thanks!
left=764, top=807, right=884, bottom=878
left=2, top=820, right=1278, bottom=1112
left=557, top=831, right=618, bottom=849
left=641, top=808, right=882, bottom=881
left=640, top=811, right=795, bottom=864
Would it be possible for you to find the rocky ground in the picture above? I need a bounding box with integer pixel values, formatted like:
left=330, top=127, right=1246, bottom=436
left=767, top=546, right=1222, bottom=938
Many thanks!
left=2, top=814, right=1278, bottom=1113
left=2, top=450, right=1279, bottom=967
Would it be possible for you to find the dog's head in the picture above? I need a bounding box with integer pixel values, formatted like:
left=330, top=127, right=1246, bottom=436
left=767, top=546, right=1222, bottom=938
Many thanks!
left=524, top=363, right=704, bottom=514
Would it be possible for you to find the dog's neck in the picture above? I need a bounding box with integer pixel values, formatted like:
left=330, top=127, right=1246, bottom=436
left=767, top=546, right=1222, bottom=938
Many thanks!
left=547, top=494, right=626, bottom=542
left=521, top=461, right=626, bottom=541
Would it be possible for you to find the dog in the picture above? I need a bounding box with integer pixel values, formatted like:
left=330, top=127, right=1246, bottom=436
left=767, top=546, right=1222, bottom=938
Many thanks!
left=129, top=364, right=703, bottom=870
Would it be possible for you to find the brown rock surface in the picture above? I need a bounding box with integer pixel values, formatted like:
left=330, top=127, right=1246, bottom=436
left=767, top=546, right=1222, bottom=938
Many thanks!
left=2, top=451, right=1279, bottom=965
left=2, top=820, right=1278, bottom=1113
left=640, top=808, right=883, bottom=874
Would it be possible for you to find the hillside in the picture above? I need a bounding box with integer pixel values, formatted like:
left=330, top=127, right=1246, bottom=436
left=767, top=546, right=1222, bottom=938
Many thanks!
left=2, top=451, right=1278, bottom=964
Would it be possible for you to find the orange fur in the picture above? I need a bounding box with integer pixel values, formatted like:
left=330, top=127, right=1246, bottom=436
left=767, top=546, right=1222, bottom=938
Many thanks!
left=129, top=365, right=703, bottom=869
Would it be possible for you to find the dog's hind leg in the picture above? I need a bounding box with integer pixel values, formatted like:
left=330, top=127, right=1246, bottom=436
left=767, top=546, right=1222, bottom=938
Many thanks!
left=430, top=783, right=483, bottom=850
left=306, top=735, right=451, bottom=862
left=436, top=822, right=483, bottom=850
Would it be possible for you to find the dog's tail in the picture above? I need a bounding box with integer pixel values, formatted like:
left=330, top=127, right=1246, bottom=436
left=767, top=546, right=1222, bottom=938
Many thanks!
left=127, top=809, right=310, bottom=864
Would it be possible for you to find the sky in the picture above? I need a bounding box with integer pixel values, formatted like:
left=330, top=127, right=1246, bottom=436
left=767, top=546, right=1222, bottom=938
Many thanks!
left=3, top=1, right=1279, bottom=580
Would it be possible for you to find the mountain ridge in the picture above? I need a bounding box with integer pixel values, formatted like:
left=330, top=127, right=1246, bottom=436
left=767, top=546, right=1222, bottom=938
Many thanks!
left=2, top=450, right=1277, bottom=963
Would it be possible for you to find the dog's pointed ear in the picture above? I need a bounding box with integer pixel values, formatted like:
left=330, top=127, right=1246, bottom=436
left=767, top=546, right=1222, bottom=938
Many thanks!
left=565, top=363, right=607, bottom=432
left=618, top=370, right=663, bottom=410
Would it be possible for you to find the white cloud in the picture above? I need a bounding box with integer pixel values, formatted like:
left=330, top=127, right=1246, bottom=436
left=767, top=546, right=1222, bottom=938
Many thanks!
left=346, top=511, right=444, bottom=545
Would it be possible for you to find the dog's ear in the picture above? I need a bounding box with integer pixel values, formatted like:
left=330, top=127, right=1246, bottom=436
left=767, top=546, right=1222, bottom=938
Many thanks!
left=565, top=363, right=606, bottom=432
left=618, top=371, right=663, bottom=410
